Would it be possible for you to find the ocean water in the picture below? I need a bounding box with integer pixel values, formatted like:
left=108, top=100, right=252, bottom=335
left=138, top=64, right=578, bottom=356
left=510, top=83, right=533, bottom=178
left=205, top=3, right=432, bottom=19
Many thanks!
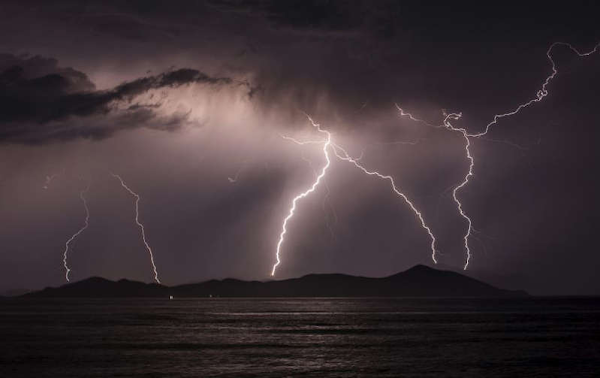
left=1, top=297, right=599, bottom=377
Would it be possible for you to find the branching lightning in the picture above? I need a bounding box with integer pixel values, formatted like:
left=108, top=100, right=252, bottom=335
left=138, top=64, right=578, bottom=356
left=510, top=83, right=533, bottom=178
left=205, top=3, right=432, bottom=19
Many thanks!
left=272, top=115, right=439, bottom=275
left=330, top=144, right=439, bottom=264
left=442, top=111, right=474, bottom=270
left=395, top=41, right=600, bottom=269
left=110, top=172, right=161, bottom=284
left=271, top=116, right=332, bottom=276
left=63, top=180, right=90, bottom=282
left=469, top=42, right=600, bottom=138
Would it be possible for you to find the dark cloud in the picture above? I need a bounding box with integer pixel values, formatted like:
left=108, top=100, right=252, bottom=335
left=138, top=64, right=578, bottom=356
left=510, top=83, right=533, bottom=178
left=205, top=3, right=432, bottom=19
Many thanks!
left=0, top=54, right=233, bottom=143
left=209, top=0, right=362, bottom=33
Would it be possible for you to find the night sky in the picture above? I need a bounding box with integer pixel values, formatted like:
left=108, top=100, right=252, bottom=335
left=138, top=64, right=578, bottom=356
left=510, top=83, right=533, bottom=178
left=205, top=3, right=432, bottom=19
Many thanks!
left=1, top=1, right=599, bottom=295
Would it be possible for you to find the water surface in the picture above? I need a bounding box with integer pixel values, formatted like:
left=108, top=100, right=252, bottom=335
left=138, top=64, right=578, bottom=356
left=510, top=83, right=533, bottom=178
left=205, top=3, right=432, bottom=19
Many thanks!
left=1, top=297, right=599, bottom=377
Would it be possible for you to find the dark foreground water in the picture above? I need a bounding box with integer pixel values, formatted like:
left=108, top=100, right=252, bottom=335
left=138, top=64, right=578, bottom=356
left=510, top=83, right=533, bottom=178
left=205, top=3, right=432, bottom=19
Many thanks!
left=1, top=298, right=599, bottom=377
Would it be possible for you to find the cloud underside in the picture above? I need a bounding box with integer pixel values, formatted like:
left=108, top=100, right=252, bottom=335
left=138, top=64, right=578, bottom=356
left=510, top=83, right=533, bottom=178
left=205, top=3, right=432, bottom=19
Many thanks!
left=0, top=54, right=234, bottom=143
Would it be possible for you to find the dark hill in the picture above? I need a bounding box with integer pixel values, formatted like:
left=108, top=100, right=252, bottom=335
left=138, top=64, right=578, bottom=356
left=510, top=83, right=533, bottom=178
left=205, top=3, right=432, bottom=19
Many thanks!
left=27, top=277, right=169, bottom=298
left=24, top=265, right=528, bottom=298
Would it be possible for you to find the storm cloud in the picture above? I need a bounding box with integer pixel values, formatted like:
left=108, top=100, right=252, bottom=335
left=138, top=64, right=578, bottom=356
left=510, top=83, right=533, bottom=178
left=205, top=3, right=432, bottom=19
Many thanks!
left=0, top=53, right=234, bottom=143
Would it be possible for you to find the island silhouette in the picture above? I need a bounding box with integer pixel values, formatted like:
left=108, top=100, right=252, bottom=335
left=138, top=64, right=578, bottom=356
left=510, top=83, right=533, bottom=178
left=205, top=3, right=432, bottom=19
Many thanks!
left=24, top=265, right=528, bottom=298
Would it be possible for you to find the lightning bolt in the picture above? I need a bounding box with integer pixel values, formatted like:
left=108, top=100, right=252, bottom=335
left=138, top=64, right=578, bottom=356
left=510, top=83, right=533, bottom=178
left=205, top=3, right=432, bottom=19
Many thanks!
left=110, top=172, right=161, bottom=284
left=301, top=150, right=337, bottom=241
left=395, top=106, right=442, bottom=129
left=330, top=144, right=438, bottom=264
left=441, top=111, right=475, bottom=270
left=469, top=41, right=600, bottom=138
left=395, top=41, right=600, bottom=269
left=63, top=180, right=90, bottom=282
left=272, top=115, right=439, bottom=275
left=271, top=116, right=332, bottom=276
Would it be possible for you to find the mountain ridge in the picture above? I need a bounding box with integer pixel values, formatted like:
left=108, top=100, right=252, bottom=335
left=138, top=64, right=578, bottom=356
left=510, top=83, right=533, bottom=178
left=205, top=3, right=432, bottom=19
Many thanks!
left=24, top=265, right=528, bottom=298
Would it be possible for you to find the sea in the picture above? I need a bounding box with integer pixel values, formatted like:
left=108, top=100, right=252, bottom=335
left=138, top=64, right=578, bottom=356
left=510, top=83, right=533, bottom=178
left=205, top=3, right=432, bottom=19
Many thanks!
left=1, top=297, right=599, bottom=377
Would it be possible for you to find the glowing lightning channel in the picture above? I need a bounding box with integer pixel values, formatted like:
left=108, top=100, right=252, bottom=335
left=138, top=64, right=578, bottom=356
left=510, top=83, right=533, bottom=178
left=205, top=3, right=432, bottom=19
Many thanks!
left=63, top=181, right=90, bottom=282
left=273, top=42, right=598, bottom=275
left=300, top=150, right=338, bottom=241
left=110, top=172, right=161, bottom=284
left=395, top=106, right=442, bottom=129
left=395, top=41, right=600, bottom=270
left=330, top=143, right=439, bottom=264
left=274, top=115, right=440, bottom=275
left=272, top=116, right=332, bottom=276
left=469, top=41, right=600, bottom=138
left=442, top=111, right=474, bottom=270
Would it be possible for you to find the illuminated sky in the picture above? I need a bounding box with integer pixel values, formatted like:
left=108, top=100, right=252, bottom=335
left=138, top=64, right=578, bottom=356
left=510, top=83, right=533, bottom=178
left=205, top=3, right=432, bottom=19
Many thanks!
left=1, top=1, right=599, bottom=295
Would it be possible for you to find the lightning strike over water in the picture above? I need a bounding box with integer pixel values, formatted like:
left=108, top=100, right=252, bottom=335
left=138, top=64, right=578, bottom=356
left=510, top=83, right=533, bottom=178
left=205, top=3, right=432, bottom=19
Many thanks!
left=442, top=111, right=474, bottom=270
left=273, top=41, right=599, bottom=276
left=330, top=144, right=439, bottom=264
left=62, top=181, right=90, bottom=282
left=395, top=41, right=600, bottom=270
left=273, top=114, right=440, bottom=275
left=271, top=116, right=332, bottom=276
left=110, top=173, right=161, bottom=284
left=301, top=150, right=337, bottom=242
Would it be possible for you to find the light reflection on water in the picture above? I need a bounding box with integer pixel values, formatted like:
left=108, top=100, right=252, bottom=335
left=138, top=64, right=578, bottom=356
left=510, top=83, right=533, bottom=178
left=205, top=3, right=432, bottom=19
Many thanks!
left=1, top=297, right=599, bottom=377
